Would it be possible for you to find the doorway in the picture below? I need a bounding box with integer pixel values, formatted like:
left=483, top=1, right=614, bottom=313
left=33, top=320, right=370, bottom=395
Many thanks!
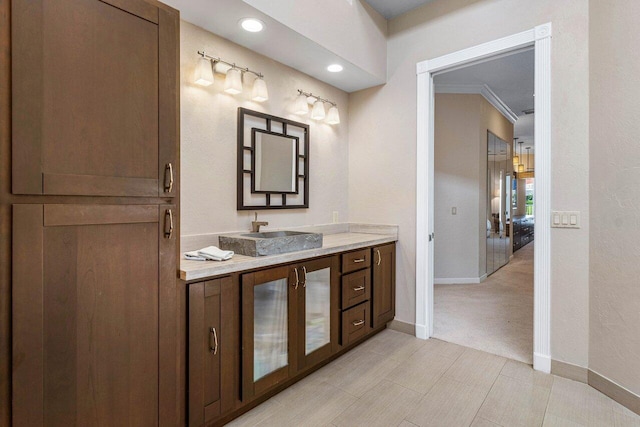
left=415, top=23, right=552, bottom=372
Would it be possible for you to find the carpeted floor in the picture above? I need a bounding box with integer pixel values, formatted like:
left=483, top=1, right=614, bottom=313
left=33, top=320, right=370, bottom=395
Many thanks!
left=433, top=242, right=534, bottom=364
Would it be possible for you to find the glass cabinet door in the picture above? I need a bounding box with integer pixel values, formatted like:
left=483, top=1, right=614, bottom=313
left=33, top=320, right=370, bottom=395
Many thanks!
left=304, top=267, right=331, bottom=355
left=242, top=265, right=293, bottom=400
left=253, top=278, right=289, bottom=381
left=297, top=256, right=339, bottom=369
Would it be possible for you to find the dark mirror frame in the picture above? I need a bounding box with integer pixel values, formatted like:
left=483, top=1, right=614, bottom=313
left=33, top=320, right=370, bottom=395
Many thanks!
left=237, top=108, right=310, bottom=210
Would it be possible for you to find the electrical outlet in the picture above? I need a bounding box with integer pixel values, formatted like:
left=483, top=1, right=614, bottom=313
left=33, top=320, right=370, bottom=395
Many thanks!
left=332, top=211, right=339, bottom=223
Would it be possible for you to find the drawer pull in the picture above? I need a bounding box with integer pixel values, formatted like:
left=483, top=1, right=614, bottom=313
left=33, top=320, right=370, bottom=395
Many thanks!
left=353, top=286, right=365, bottom=292
left=352, top=320, right=365, bottom=327
left=209, top=327, right=218, bottom=355
left=293, top=268, right=299, bottom=290
left=376, top=249, right=382, bottom=266
left=353, top=258, right=365, bottom=263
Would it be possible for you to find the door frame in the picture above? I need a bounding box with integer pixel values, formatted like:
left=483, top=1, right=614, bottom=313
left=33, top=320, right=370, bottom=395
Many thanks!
left=415, top=23, right=552, bottom=372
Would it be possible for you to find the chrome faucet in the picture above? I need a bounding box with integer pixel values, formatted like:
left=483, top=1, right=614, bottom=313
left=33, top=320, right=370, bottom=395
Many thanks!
left=251, top=212, right=268, bottom=232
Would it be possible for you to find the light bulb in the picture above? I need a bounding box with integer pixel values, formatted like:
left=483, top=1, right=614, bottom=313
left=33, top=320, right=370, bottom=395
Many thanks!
left=224, top=68, right=243, bottom=94
left=518, top=164, right=525, bottom=173
left=326, top=105, right=340, bottom=125
left=252, top=77, right=268, bottom=102
left=294, top=93, right=309, bottom=115
left=194, top=56, right=214, bottom=86
left=311, top=101, right=325, bottom=120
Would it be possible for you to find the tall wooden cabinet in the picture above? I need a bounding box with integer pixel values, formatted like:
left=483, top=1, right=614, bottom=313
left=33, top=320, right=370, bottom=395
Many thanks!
left=4, top=0, right=180, bottom=425
left=372, top=243, right=396, bottom=328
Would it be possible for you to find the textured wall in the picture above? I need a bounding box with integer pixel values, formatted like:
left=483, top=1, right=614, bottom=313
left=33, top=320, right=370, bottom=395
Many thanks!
left=348, top=0, right=590, bottom=367
left=589, top=0, right=640, bottom=395
left=180, top=21, right=349, bottom=238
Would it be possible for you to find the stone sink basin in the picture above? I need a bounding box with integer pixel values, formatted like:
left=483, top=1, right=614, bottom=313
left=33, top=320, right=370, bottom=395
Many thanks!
left=218, top=231, right=323, bottom=257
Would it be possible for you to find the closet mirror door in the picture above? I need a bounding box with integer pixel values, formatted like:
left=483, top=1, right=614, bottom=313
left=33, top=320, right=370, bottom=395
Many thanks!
left=487, top=131, right=510, bottom=276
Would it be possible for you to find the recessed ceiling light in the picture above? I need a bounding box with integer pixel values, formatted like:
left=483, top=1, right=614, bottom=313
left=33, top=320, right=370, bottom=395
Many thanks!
left=240, top=18, right=264, bottom=33
left=327, top=64, right=343, bottom=73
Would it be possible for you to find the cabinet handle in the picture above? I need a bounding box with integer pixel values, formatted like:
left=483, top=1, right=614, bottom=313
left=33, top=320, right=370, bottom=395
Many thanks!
left=293, top=268, right=299, bottom=290
left=209, top=327, right=218, bottom=355
left=353, top=286, right=365, bottom=292
left=376, top=249, right=381, bottom=266
left=301, top=266, right=307, bottom=288
left=352, top=320, right=365, bottom=327
left=353, top=258, right=365, bottom=263
left=164, top=163, right=174, bottom=193
left=164, top=209, right=174, bottom=239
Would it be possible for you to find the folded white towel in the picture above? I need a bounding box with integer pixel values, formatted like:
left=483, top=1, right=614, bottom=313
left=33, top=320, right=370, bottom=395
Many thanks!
left=198, top=246, right=234, bottom=261
left=184, top=246, right=234, bottom=262
left=184, top=250, right=207, bottom=261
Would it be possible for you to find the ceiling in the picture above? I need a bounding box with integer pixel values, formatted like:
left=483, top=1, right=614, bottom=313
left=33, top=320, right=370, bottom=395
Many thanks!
left=363, top=0, right=436, bottom=19
left=162, top=0, right=385, bottom=92
left=434, top=49, right=535, bottom=149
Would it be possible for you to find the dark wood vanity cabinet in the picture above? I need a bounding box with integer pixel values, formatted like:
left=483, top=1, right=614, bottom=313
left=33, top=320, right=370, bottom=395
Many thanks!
left=185, top=242, right=395, bottom=426
left=372, top=243, right=396, bottom=328
left=513, top=217, right=534, bottom=252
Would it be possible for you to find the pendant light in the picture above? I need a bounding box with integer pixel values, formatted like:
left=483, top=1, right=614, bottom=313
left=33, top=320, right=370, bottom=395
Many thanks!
left=194, top=55, right=214, bottom=86
left=224, top=67, right=243, bottom=94
left=526, top=147, right=532, bottom=171
left=512, top=137, right=520, bottom=167
left=251, top=76, right=268, bottom=102
left=311, top=100, right=326, bottom=120
left=517, top=141, right=525, bottom=173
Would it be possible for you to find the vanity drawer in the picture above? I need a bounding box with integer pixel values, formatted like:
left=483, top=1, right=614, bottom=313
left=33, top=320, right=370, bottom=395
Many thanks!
left=341, top=249, right=371, bottom=274
left=341, top=269, right=370, bottom=310
left=341, top=302, right=370, bottom=346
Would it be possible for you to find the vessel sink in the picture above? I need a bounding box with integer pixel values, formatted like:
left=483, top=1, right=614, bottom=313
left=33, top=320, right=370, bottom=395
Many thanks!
left=219, top=230, right=323, bottom=257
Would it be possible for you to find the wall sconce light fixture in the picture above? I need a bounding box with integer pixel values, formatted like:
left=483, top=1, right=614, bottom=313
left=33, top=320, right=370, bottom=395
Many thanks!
left=295, top=89, right=340, bottom=125
left=195, top=51, right=268, bottom=102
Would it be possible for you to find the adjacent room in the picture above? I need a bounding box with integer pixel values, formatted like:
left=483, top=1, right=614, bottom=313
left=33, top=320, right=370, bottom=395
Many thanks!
left=431, top=50, right=537, bottom=364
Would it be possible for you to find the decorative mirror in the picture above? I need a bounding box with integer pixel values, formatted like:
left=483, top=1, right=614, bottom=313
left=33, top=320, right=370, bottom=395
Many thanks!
left=237, top=108, right=309, bottom=210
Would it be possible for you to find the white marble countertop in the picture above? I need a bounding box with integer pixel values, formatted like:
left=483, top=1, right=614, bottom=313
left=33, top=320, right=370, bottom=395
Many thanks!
left=180, top=232, right=397, bottom=282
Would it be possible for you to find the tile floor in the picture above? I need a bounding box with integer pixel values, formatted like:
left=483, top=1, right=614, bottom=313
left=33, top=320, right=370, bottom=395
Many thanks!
left=227, top=329, right=640, bottom=426
left=434, top=242, right=534, bottom=363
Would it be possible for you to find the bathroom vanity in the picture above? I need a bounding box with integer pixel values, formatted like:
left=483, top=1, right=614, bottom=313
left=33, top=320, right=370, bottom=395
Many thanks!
left=179, top=231, right=397, bottom=426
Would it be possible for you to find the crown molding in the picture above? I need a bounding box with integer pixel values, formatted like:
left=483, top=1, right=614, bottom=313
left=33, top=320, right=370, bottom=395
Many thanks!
left=435, top=83, right=519, bottom=124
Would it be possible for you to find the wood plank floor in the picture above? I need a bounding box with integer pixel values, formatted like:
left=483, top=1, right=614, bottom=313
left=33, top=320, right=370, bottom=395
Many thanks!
left=228, top=329, right=640, bottom=427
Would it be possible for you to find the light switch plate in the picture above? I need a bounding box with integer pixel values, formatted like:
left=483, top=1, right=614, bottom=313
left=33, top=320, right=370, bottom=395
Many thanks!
left=551, top=211, right=580, bottom=228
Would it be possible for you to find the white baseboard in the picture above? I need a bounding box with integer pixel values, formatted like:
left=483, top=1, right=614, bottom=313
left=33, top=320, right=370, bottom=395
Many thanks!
left=534, top=352, right=551, bottom=373
left=434, top=276, right=485, bottom=285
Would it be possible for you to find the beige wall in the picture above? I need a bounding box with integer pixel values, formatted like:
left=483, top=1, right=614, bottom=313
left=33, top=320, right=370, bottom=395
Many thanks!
left=589, top=0, right=640, bottom=395
left=348, top=0, right=590, bottom=367
left=434, top=94, right=513, bottom=280
left=180, top=21, right=349, bottom=239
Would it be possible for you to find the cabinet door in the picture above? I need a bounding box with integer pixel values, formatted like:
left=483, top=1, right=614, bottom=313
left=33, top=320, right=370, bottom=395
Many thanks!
left=188, top=278, right=230, bottom=426
left=296, top=256, right=339, bottom=370
left=12, top=0, right=178, bottom=197
left=12, top=204, right=177, bottom=426
left=372, top=243, right=396, bottom=328
left=242, top=266, right=295, bottom=400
